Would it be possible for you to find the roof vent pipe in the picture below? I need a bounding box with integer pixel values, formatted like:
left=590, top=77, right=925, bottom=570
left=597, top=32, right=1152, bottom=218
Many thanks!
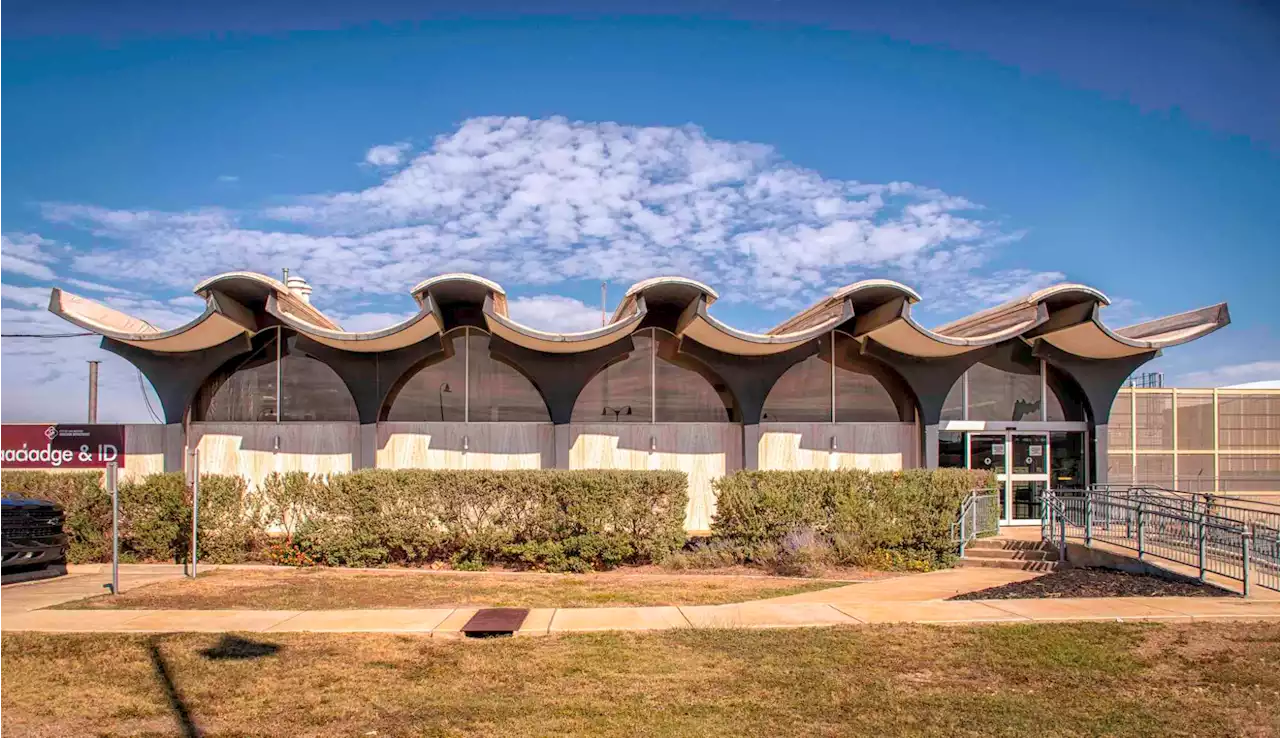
left=285, top=275, right=313, bottom=304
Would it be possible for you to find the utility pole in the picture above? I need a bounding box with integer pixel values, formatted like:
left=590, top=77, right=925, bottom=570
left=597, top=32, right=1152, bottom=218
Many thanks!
left=87, top=361, right=100, bottom=423
left=601, top=282, right=607, bottom=326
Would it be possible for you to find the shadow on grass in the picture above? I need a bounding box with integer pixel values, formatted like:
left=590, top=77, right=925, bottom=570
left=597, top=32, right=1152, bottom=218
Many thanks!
left=199, top=634, right=283, bottom=660
left=149, top=635, right=284, bottom=738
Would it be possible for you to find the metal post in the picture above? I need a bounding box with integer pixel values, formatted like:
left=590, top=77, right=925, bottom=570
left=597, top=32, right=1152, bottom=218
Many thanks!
left=107, top=461, right=119, bottom=595
left=1058, top=514, right=1067, bottom=562
left=464, top=326, right=471, bottom=424
left=1242, top=529, right=1252, bottom=598
left=87, top=361, right=100, bottom=423
left=1198, top=513, right=1207, bottom=582
left=959, top=499, right=968, bottom=558
left=275, top=325, right=283, bottom=421
left=1136, top=501, right=1145, bottom=559
left=1084, top=493, right=1093, bottom=545
left=190, top=448, right=200, bottom=578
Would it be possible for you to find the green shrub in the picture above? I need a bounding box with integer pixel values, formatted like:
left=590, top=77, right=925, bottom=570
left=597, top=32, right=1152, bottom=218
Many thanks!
left=263, top=469, right=688, bottom=571
left=661, top=539, right=745, bottom=570
left=1, top=470, right=262, bottom=564
left=2, top=468, right=688, bottom=571
left=117, top=473, right=187, bottom=562
left=711, top=469, right=994, bottom=571
left=193, top=474, right=261, bottom=564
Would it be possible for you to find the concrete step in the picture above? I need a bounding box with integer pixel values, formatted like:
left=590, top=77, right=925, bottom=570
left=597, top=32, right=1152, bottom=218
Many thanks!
left=956, top=558, right=1061, bottom=572
left=964, top=548, right=1059, bottom=562
left=967, top=538, right=1056, bottom=553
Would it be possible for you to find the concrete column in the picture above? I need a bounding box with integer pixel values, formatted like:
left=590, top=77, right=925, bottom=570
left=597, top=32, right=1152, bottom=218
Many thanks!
left=554, top=424, right=571, bottom=469
left=924, top=424, right=940, bottom=469
left=358, top=423, right=377, bottom=469
left=162, top=423, right=186, bottom=473
left=743, top=424, right=760, bottom=470
left=1092, top=424, right=1108, bottom=486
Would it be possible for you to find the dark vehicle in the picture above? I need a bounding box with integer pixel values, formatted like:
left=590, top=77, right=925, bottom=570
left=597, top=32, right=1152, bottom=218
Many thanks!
left=2, top=495, right=68, bottom=584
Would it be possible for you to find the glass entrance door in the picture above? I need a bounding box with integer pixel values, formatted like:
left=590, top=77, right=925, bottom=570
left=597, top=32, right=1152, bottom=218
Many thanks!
left=1009, top=434, right=1049, bottom=521
left=969, top=432, right=1050, bottom=524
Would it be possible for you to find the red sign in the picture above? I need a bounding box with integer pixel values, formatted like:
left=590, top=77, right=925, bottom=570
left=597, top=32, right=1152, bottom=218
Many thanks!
left=1, top=424, right=127, bottom=469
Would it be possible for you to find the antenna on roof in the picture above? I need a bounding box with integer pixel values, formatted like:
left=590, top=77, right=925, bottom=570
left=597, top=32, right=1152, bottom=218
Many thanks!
left=601, top=282, right=607, bottom=327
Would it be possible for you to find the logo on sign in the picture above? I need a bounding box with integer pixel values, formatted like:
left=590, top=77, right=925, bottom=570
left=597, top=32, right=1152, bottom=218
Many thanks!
left=1, top=424, right=127, bottom=469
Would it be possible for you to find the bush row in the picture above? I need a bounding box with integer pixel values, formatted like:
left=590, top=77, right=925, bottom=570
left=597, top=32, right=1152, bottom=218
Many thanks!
left=669, top=468, right=996, bottom=573
left=265, top=469, right=688, bottom=571
left=0, top=471, right=258, bottom=564
left=2, top=467, right=993, bottom=573
left=0, top=469, right=688, bottom=572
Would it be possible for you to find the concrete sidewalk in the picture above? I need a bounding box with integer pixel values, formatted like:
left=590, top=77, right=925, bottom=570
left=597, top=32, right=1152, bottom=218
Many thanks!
left=4, top=564, right=1280, bottom=635
left=4, top=596, right=1279, bottom=636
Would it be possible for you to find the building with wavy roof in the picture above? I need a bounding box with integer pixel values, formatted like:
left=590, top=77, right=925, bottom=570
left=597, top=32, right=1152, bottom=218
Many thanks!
left=48, top=272, right=1229, bottom=532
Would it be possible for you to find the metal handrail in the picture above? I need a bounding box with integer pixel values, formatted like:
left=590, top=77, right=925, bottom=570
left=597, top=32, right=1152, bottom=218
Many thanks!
left=951, top=489, right=1000, bottom=558
left=1088, top=485, right=1280, bottom=540
left=1044, top=487, right=1276, bottom=595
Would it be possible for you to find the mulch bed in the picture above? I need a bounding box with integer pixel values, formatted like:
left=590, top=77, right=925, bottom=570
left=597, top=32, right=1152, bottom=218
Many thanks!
left=950, top=567, right=1236, bottom=600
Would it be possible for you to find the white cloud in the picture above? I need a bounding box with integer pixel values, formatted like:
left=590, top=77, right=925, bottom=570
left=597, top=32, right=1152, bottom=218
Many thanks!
left=508, top=295, right=604, bottom=333
left=1179, top=360, right=1280, bottom=388
left=333, top=296, right=608, bottom=335
left=217, top=174, right=240, bottom=183
left=364, top=142, right=412, bottom=168
left=41, top=117, right=1047, bottom=310
left=2, top=232, right=59, bottom=280
left=1, top=284, right=54, bottom=308
left=3, top=117, right=1090, bottom=421
left=63, top=278, right=139, bottom=296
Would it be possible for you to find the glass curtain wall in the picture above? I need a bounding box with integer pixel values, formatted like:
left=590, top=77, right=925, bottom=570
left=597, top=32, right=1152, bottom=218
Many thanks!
left=196, top=330, right=359, bottom=422
left=385, top=328, right=551, bottom=422
left=938, top=358, right=1088, bottom=523
left=761, top=332, right=902, bottom=423
left=571, top=328, right=736, bottom=422
left=941, top=359, right=1073, bottom=422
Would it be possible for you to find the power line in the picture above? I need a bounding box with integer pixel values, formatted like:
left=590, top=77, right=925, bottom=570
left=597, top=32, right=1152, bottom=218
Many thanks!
left=138, top=369, right=162, bottom=423
left=1, top=331, right=96, bottom=338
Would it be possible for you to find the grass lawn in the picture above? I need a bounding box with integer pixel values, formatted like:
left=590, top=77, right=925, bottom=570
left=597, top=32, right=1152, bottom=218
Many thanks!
left=56, top=568, right=847, bottom=610
left=4, top=622, right=1279, bottom=737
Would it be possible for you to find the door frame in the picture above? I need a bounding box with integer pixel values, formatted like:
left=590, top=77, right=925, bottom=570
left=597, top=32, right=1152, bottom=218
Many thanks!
left=968, top=430, right=1051, bottom=525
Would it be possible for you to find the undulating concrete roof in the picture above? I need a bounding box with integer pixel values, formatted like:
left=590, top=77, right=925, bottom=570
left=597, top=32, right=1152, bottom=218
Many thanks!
left=48, top=271, right=1229, bottom=360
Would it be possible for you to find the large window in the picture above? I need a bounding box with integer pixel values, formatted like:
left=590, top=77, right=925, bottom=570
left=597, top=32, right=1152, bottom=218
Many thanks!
left=943, top=359, right=1080, bottom=423
left=760, top=347, right=830, bottom=423
left=967, top=362, right=1041, bottom=421
left=761, top=332, right=903, bottom=423
left=571, top=329, right=736, bottom=422
left=196, top=333, right=358, bottom=422
left=385, top=328, right=550, bottom=422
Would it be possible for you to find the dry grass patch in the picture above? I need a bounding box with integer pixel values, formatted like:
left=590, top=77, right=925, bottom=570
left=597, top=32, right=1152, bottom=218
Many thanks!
left=4, top=622, right=1279, bottom=737
left=56, top=568, right=846, bottom=610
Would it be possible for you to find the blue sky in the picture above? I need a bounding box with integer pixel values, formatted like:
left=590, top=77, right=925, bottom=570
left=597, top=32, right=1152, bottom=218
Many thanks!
left=3, top=2, right=1278, bottom=421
